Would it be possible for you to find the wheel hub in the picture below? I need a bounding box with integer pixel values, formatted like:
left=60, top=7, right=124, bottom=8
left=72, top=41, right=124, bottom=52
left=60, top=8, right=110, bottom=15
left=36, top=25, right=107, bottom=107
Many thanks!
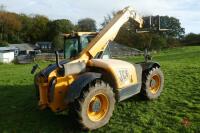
left=149, top=74, right=161, bottom=94
left=91, top=98, right=101, bottom=112
left=150, top=79, right=156, bottom=88
left=87, top=93, right=109, bottom=122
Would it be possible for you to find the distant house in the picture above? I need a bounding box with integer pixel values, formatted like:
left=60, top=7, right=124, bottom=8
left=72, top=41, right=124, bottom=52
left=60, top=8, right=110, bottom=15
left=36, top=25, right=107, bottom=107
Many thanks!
left=9, top=43, right=37, bottom=56
left=35, top=42, right=52, bottom=51
left=0, top=47, right=15, bottom=63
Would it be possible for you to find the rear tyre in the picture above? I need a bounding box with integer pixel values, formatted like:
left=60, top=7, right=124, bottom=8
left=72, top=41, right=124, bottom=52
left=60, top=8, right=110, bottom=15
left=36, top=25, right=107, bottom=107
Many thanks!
left=71, top=80, right=115, bottom=130
left=141, top=67, right=164, bottom=100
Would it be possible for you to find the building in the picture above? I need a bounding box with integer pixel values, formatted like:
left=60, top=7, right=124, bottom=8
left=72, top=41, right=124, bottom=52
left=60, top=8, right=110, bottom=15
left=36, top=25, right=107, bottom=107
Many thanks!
left=35, top=42, right=52, bottom=51
left=9, top=43, right=37, bottom=56
left=0, top=47, right=15, bottom=63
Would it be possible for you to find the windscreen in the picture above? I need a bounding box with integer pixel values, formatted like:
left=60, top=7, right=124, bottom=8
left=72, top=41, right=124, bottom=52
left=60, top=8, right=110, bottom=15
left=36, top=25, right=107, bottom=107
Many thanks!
left=64, top=38, right=79, bottom=59
left=64, top=35, right=96, bottom=59
left=81, top=35, right=95, bottom=49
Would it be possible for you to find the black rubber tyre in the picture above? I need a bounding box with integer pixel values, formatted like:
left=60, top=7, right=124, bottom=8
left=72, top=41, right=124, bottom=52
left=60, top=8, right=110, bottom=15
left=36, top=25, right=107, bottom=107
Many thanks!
left=141, top=67, right=164, bottom=100
left=71, top=80, right=115, bottom=130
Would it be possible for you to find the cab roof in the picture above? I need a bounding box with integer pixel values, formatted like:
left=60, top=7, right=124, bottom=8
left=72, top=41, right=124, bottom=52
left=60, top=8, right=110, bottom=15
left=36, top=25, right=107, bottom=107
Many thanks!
left=62, top=32, right=98, bottom=38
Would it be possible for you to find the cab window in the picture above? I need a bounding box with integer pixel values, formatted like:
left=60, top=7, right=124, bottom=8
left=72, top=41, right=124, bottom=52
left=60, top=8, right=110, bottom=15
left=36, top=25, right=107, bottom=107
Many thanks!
left=81, top=35, right=95, bottom=49
left=81, top=36, right=89, bottom=49
left=102, top=45, right=111, bottom=59
left=64, top=38, right=79, bottom=58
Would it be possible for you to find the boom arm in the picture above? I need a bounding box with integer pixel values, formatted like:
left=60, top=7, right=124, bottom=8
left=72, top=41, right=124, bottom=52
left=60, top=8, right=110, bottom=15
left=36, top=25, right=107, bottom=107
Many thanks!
left=78, top=6, right=143, bottom=61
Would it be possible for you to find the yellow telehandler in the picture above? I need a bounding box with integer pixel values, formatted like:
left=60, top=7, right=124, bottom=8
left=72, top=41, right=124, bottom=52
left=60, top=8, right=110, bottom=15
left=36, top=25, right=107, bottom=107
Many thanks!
left=32, top=6, right=164, bottom=130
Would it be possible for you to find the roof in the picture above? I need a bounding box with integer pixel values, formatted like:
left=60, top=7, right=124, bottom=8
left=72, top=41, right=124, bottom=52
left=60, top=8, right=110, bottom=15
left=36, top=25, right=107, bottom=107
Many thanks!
left=9, top=43, right=36, bottom=51
left=36, top=42, right=52, bottom=45
left=0, top=47, right=16, bottom=52
left=109, top=42, right=143, bottom=56
left=62, top=32, right=98, bottom=37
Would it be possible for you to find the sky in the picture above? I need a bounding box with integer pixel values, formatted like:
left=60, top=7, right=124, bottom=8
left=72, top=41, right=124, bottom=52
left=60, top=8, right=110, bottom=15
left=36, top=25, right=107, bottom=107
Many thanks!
left=1, top=0, right=200, bottom=33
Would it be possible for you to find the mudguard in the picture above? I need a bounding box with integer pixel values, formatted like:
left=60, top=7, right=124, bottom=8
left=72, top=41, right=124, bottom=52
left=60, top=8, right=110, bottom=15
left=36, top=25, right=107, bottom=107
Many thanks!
left=138, top=61, right=160, bottom=71
left=65, top=72, right=101, bottom=103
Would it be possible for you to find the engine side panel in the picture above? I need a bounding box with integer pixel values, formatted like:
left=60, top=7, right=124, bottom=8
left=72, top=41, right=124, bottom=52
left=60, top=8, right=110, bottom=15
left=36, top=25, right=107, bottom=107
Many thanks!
left=88, top=59, right=142, bottom=89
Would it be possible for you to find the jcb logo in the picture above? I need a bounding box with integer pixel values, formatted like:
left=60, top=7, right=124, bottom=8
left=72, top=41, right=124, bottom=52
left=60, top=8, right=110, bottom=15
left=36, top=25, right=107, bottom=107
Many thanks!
left=118, top=69, right=129, bottom=83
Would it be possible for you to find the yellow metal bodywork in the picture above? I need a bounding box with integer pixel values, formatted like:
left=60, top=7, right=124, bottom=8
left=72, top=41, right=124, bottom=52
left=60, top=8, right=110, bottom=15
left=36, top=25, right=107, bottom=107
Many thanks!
left=49, top=73, right=76, bottom=112
left=38, top=69, right=77, bottom=112
left=88, top=59, right=138, bottom=89
left=78, top=6, right=143, bottom=60
left=37, top=58, right=139, bottom=112
left=36, top=6, right=144, bottom=112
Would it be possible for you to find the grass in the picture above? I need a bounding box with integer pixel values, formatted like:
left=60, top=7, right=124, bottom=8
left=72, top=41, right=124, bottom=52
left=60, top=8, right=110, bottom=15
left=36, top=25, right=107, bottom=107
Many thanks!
left=0, top=46, right=200, bottom=133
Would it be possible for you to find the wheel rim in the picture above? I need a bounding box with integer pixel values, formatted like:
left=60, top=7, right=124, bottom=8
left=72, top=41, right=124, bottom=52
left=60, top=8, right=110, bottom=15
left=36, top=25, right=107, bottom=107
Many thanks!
left=87, top=93, right=109, bottom=122
left=149, top=74, right=161, bottom=94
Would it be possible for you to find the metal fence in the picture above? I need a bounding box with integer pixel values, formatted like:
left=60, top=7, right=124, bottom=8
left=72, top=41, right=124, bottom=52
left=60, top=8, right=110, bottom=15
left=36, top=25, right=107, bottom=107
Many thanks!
left=35, top=53, right=64, bottom=61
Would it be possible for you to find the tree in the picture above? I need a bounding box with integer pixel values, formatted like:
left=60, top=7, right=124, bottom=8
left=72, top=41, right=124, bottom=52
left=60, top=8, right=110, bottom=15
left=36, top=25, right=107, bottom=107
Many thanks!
left=182, top=33, right=200, bottom=45
left=18, top=14, right=33, bottom=42
left=151, top=34, right=167, bottom=50
left=47, top=19, right=74, bottom=49
left=0, top=12, right=21, bottom=43
left=47, top=19, right=74, bottom=40
left=101, top=14, right=113, bottom=28
left=159, top=16, right=185, bottom=39
left=101, top=12, right=185, bottom=50
left=77, top=18, right=96, bottom=32
left=0, top=9, right=75, bottom=46
left=52, top=35, right=64, bottom=50
left=29, top=15, right=49, bottom=43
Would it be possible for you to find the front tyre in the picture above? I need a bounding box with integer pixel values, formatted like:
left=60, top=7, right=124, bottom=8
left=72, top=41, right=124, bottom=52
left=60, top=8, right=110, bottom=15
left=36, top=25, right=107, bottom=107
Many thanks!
left=141, top=67, right=164, bottom=100
left=72, top=80, right=115, bottom=130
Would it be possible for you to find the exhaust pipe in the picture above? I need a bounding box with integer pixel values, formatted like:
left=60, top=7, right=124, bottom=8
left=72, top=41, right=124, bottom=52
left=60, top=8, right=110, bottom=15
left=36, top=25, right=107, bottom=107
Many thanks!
left=55, top=51, right=63, bottom=69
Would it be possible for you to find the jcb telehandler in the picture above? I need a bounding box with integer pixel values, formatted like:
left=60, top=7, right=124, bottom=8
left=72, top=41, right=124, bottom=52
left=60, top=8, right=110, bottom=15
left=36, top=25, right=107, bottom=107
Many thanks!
left=32, top=6, right=164, bottom=130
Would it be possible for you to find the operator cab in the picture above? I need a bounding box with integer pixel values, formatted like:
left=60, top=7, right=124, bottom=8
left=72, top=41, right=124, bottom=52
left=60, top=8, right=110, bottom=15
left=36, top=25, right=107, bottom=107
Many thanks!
left=63, top=32, right=111, bottom=59
left=63, top=32, right=97, bottom=59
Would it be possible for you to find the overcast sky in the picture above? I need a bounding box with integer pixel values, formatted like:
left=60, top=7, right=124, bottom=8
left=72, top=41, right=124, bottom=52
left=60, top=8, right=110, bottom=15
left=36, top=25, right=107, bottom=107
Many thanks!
left=1, top=0, right=200, bottom=33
